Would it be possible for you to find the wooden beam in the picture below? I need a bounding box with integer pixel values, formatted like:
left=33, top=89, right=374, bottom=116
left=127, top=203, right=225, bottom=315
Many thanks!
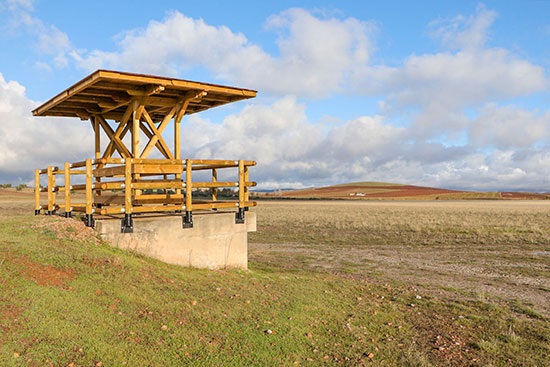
left=85, top=159, right=93, bottom=215
left=92, top=117, right=100, bottom=159
left=132, top=99, right=146, bottom=157
left=126, top=84, right=165, bottom=96
left=97, top=116, right=131, bottom=158
left=64, top=162, right=71, bottom=213
left=140, top=109, right=174, bottom=159
left=140, top=104, right=178, bottom=159
left=34, top=169, right=40, bottom=211
left=100, top=102, right=133, bottom=158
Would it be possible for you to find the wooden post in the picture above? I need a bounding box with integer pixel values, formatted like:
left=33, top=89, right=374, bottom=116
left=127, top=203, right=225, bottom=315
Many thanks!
left=244, top=165, right=249, bottom=203
left=175, top=112, right=182, bottom=196
left=93, top=117, right=102, bottom=197
left=132, top=101, right=140, bottom=158
left=85, top=159, right=92, bottom=216
left=34, top=169, right=40, bottom=214
left=212, top=168, right=217, bottom=201
left=238, top=160, right=244, bottom=209
left=94, top=116, right=100, bottom=159
left=186, top=159, right=192, bottom=211
left=47, top=166, right=54, bottom=213
left=125, top=158, right=132, bottom=215
left=64, top=162, right=71, bottom=216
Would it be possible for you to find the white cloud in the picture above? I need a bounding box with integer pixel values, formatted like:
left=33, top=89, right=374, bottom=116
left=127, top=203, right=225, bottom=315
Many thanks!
left=1, top=1, right=73, bottom=69
left=353, top=5, right=548, bottom=141
left=428, top=4, right=497, bottom=51
left=469, top=104, right=550, bottom=148
left=72, top=9, right=374, bottom=98
left=179, top=96, right=549, bottom=191
left=0, top=72, right=91, bottom=183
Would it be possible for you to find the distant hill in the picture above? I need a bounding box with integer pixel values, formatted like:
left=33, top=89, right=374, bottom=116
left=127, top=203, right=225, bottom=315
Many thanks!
left=255, top=182, right=550, bottom=200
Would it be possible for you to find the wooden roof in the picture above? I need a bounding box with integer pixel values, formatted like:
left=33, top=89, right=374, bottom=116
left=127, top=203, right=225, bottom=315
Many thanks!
left=32, top=70, right=257, bottom=121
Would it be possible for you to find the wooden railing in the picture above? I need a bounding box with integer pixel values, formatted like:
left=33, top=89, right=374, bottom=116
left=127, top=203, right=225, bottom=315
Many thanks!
left=35, top=158, right=256, bottom=231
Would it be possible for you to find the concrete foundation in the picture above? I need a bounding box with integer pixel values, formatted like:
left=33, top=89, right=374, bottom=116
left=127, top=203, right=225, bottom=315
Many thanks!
left=95, top=211, right=256, bottom=270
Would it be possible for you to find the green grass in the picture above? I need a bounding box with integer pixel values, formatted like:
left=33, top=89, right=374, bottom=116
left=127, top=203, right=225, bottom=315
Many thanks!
left=1, top=211, right=550, bottom=366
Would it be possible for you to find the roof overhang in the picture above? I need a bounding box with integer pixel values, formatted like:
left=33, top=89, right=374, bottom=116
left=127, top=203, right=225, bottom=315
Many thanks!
left=32, top=70, right=257, bottom=121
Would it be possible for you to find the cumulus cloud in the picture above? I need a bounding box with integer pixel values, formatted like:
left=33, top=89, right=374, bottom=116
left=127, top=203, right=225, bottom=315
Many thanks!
left=72, top=9, right=374, bottom=98
left=179, top=96, right=549, bottom=191
left=354, top=5, right=548, bottom=140
left=469, top=104, right=550, bottom=148
left=1, top=0, right=73, bottom=68
left=0, top=72, right=91, bottom=183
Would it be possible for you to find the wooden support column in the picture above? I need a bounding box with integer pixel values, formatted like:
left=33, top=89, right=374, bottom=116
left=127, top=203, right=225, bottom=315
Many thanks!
left=131, top=99, right=145, bottom=196
left=132, top=100, right=141, bottom=158
left=244, top=165, right=249, bottom=203
left=125, top=158, right=132, bottom=215
left=238, top=160, right=245, bottom=209
left=47, top=166, right=55, bottom=213
left=93, top=116, right=100, bottom=159
left=85, top=159, right=93, bottom=215
left=64, top=162, right=71, bottom=216
left=92, top=116, right=102, bottom=196
left=34, top=169, right=40, bottom=214
left=212, top=168, right=217, bottom=201
left=186, top=159, right=192, bottom=211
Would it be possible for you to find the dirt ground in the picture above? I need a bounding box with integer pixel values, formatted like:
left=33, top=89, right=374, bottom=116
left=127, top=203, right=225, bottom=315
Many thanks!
left=249, top=200, right=550, bottom=315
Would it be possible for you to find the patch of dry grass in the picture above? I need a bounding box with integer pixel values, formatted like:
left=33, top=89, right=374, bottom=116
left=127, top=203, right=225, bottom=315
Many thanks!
left=249, top=200, right=550, bottom=315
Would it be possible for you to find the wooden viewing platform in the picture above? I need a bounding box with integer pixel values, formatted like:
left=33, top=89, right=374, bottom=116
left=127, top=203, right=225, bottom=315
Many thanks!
left=33, top=70, right=257, bottom=232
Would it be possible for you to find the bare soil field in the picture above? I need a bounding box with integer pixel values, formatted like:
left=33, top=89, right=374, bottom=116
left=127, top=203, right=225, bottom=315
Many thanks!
left=275, top=182, right=549, bottom=200
left=249, top=200, right=550, bottom=315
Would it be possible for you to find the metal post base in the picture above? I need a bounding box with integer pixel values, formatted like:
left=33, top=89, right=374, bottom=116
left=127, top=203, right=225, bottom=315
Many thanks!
left=182, top=211, right=193, bottom=228
left=85, top=214, right=95, bottom=228
left=34, top=210, right=40, bottom=216
left=47, top=210, right=53, bottom=216
left=121, top=214, right=133, bottom=233
left=64, top=212, right=72, bottom=218
left=235, top=208, right=245, bottom=224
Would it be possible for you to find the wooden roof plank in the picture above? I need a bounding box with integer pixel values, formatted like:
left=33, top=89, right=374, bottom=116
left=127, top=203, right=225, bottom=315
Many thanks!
left=32, top=69, right=257, bottom=119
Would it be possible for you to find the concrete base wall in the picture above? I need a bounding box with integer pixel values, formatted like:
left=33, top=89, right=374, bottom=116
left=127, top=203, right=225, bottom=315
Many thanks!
left=95, top=211, right=256, bottom=270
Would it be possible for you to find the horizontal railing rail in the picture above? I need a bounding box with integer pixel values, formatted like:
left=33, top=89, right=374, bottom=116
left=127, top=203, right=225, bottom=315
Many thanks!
left=35, top=158, right=256, bottom=231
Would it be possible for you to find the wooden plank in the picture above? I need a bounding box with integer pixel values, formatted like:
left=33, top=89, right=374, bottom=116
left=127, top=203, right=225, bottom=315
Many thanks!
left=244, top=165, right=250, bottom=202
left=64, top=162, right=71, bottom=213
left=140, top=109, right=174, bottom=159
left=186, top=159, right=192, bottom=211
left=93, top=165, right=125, bottom=177
left=85, top=159, right=93, bottom=215
left=47, top=166, right=54, bottom=212
left=94, top=195, right=125, bottom=206
left=238, top=160, right=244, bottom=208
left=125, top=158, right=132, bottom=214
left=212, top=169, right=217, bottom=201
left=34, top=169, right=40, bottom=211
left=32, top=70, right=102, bottom=116
left=97, top=115, right=131, bottom=158
left=133, top=164, right=183, bottom=175
left=93, top=117, right=100, bottom=159
left=101, top=103, right=133, bottom=158
left=141, top=105, right=177, bottom=159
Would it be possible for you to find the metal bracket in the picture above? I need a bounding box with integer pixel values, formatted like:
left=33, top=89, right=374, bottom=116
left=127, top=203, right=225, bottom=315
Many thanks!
left=121, top=214, right=133, bottom=233
left=182, top=211, right=193, bottom=228
left=235, top=208, right=245, bottom=224
left=64, top=212, right=72, bottom=218
left=34, top=210, right=40, bottom=216
left=85, top=214, right=95, bottom=228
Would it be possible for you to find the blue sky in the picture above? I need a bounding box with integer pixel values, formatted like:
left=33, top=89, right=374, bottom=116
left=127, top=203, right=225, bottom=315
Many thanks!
left=0, top=0, right=549, bottom=191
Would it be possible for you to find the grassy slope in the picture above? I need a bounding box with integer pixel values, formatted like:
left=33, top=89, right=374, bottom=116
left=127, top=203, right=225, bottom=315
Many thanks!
left=0, top=211, right=549, bottom=366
